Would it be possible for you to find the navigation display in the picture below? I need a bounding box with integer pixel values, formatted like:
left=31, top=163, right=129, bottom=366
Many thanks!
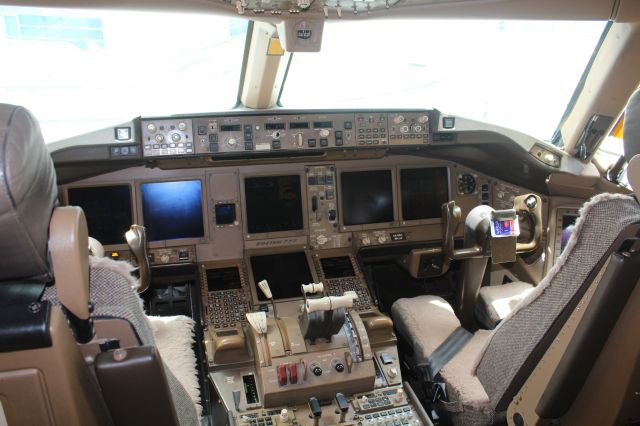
left=250, top=252, right=313, bottom=301
left=245, top=175, right=303, bottom=234
left=68, top=185, right=132, bottom=245
left=206, top=267, right=242, bottom=292
left=400, top=167, right=449, bottom=220
left=341, top=170, right=394, bottom=226
left=140, top=180, right=205, bottom=242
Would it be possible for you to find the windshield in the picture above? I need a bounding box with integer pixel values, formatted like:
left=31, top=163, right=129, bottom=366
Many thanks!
left=281, top=20, right=607, bottom=142
left=0, top=6, right=247, bottom=142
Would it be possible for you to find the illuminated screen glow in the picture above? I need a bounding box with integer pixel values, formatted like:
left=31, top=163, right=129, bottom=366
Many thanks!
left=140, top=180, right=204, bottom=241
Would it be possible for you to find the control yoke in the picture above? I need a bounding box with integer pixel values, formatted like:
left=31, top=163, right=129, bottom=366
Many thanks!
left=441, top=194, right=543, bottom=328
left=125, top=224, right=151, bottom=293
left=442, top=193, right=543, bottom=261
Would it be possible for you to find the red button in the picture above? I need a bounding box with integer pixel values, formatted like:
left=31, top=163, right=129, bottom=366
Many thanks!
left=277, top=364, right=288, bottom=386
left=288, top=362, right=298, bottom=384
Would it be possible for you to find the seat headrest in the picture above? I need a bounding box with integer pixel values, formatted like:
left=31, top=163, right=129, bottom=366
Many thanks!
left=0, top=104, right=57, bottom=282
left=624, top=89, right=640, bottom=161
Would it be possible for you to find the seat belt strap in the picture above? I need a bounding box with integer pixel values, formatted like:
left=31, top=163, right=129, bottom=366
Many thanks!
left=418, top=326, right=473, bottom=381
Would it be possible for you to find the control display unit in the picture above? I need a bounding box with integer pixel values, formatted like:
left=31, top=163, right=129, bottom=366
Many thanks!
left=250, top=252, right=314, bottom=301
left=400, top=167, right=449, bottom=221
left=320, top=256, right=356, bottom=279
left=341, top=170, right=394, bottom=226
left=244, top=175, right=304, bottom=234
left=140, top=179, right=205, bottom=242
left=206, top=267, right=242, bottom=292
left=67, top=184, right=133, bottom=246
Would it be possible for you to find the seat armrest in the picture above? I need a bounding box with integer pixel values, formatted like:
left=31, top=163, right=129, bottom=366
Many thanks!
left=95, top=346, right=179, bottom=426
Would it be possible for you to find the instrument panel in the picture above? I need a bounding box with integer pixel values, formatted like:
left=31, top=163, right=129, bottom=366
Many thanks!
left=140, top=111, right=435, bottom=158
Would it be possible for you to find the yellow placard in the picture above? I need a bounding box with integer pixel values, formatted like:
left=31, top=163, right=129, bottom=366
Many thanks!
left=267, top=37, right=285, bottom=56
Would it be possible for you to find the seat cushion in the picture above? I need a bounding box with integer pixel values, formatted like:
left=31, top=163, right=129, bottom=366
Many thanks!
left=440, top=330, right=494, bottom=426
left=391, top=295, right=461, bottom=362
left=475, top=282, right=534, bottom=329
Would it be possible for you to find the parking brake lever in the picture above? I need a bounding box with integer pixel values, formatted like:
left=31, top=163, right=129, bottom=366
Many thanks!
left=125, top=224, right=151, bottom=293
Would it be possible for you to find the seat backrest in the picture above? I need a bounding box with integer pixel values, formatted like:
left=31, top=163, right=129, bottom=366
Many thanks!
left=476, top=89, right=640, bottom=411
left=0, top=104, right=57, bottom=283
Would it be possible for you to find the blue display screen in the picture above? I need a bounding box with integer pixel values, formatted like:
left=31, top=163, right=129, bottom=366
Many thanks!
left=140, top=180, right=205, bottom=242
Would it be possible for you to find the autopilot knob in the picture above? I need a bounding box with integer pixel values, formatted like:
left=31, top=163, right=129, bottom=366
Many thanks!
left=226, top=137, right=238, bottom=148
left=319, top=128, right=330, bottom=138
left=360, top=235, right=371, bottom=246
left=316, top=235, right=328, bottom=246
left=377, top=234, right=388, bottom=244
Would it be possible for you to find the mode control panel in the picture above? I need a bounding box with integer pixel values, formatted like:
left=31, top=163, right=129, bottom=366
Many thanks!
left=142, top=119, right=194, bottom=157
left=388, top=112, right=430, bottom=145
left=140, top=110, right=435, bottom=158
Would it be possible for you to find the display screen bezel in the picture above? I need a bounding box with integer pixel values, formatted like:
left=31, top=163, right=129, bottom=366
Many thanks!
left=64, top=182, right=135, bottom=249
left=240, top=172, right=308, bottom=241
left=338, top=167, right=398, bottom=232
left=398, top=166, right=451, bottom=225
left=135, top=176, right=208, bottom=248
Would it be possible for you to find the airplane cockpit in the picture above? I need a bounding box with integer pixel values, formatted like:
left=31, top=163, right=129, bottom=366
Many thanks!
left=0, top=1, right=639, bottom=425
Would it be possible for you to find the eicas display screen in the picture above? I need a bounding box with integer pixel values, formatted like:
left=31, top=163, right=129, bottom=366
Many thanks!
left=341, top=170, right=394, bottom=226
left=400, top=167, right=450, bottom=220
left=250, top=252, right=313, bottom=301
left=244, top=175, right=303, bottom=234
left=140, top=180, right=205, bottom=242
left=68, top=185, right=132, bottom=245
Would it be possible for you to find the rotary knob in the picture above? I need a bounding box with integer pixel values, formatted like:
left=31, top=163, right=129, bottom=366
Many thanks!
left=400, top=125, right=410, bottom=133
left=418, top=115, right=429, bottom=123
left=154, top=134, right=165, bottom=143
left=160, top=254, right=170, bottom=264
left=271, top=131, right=281, bottom=140
left=316, top=235, right=328, bottom=246
left=177, top=121, right=187, bottom=131
left=360, top=235, right=371, bottom=246
left=226, top=137, right=238, bottom=148
left=171, top=133, right=181, bottom=142
left=319, top=128, right=330, bottom=138
left=413, top=124, right=423, bottom=132
left=147, top=123, right=157, bottom=133
left=377, top=234, right=388, bottom=244
left=388, top=367, right=398, bottom=378
left=393, top=115, right=405, bottom=124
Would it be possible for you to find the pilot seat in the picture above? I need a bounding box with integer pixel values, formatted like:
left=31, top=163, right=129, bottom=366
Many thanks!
left=391, top=90, right=640, bottom=425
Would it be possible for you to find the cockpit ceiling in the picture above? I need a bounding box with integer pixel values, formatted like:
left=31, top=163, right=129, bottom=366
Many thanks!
left=0, top=0, right=624, bottom=21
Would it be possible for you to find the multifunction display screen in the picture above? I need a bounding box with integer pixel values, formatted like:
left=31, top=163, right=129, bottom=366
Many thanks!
left=341, top=170, right=394, bottom=226
left=400, top=167, right=449, bottom=220
left=244, top=175, right=303, bottom=234
left=140, top=180, right=205, bottom=241
left=250, top=252, right=313, bottom=301
left=68, top=185, right=133, bottom=245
